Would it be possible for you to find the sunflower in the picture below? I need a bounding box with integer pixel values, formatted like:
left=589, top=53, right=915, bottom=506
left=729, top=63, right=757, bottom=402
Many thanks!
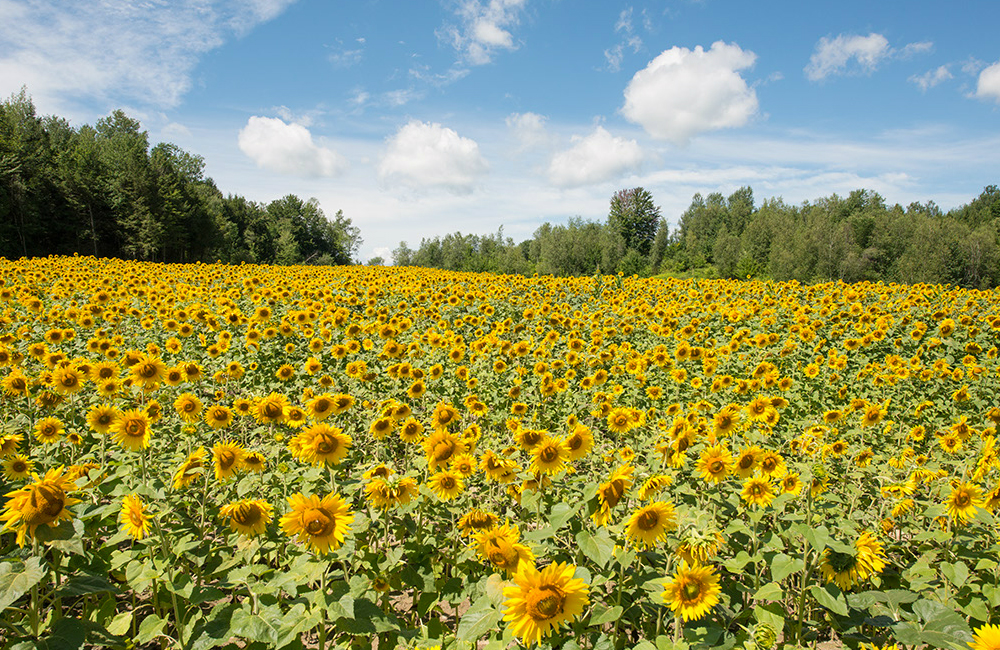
left=514, top=427, right=546, bottom=450
left=741, top=476, right=776, bottom=508
left=697, top=445, right=733, bottom=484
left=662, top=562, right=721, bottom=622
left=758, top=451, right=787, bottom=478
left=130, top=355, right=166, bottom=389
left=562, top=425, right=594, bottom=461
left=2, top=454, right=33, bottom=481
left=172, top=447, right=206, bottom=489
left=430, top=402, right=460, bottom=430
left=34, top=417, right=65, bottom=444
left=119, top=494, right=151, bottom=540
left=530, top=438, right=569, bottom=475
left=969, top=624, right=1000, bottom=650
left=625, top=501, right=677, bottom=549
left=212, top=441, right=246, bottom=481
left=474, top=523, right=534, bottom=574
left=243, top=451, right=267, bottom=473
left=204, top=404, right=233, bottom=430
left=450, top=452, right=478, bottom=477
left=254, top=392, right=289, bottom=424
left=86, top=404, right=120, bottom=435
left=946, top=482, right=984, bottom=523
left=1, top=370, right=30, bottom=397
left=1, top=466, right=81, bottom=546
left=606, top=407, right=634, bottom=435
left=330, top=393, right=355, bottom=415
left=820, top=531, right=886, bottom=590
left=428, top=469, right=464, bottom=501
left=174, top=392, right=203, bottom=424
left=306, top=394, right=336, bottom=421
left=860, top=404, right=884, bottom=428
left=502, top=562, right=589, bottom=645
left=297, top=424, right=352, bottom=466
left=111, top=410, right=153, bottom=452
left=0, top=433, right=23, bottom=456
left=481, top=452, right=518, bottom=484
left=713, top=406, right=741, bottom=437
left=280, top=492, right=354, bottom=555
left=369, top=416, right=395, bottom=440
left=593, top=465, right=635, bottom=526
left=458, top=508, right=499, bottom=537
left=220, top=499, right=273, bottom=537
left=423, top=430, right=463, bottom=470
left=51, top=366, right=85, bottom=394
left=734, top=445, right=761, bottom=478
left=398, top=417, right=424, bottom=443
left=781, top=473, right=803, bottom=495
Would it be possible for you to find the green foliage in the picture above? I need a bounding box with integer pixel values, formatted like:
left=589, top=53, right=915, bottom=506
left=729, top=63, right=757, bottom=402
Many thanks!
left=608, top=187, right=661, bottom=257
left=0, top=90, right=359, bottom=265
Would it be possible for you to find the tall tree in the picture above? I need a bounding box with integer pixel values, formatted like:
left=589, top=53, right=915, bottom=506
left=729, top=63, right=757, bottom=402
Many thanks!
left=608, top=187, right=661, bottom=257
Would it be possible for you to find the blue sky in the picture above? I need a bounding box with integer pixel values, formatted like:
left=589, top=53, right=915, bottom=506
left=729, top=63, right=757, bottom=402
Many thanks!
left=2, top=0, right=999, bottom=262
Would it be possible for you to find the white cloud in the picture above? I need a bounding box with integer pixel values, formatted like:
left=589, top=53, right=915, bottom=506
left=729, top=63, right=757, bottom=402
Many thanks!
left=910, top=65, right=953, bottom=92
left=547, top=126, right=644, bottom=188
left=439, top=0, right=527, bottom=65
left=378, top=120, right=489, bottom=194
left=604, top=7, right=643, bottom=72
left=506, top=112, right=553, bottom=152
left=621, top=41, right=758, bottom=145
left=976, top=60, right=1000, bottom=103
left=0, top=0, right=297, bottom=115
left=804, top=33, right=933, bottom=82
left=238, top=116, right=348, bottom=177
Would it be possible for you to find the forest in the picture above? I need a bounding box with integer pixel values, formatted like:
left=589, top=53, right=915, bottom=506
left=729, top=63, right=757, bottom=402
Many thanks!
left=394, top=183, right=1000, bottom=288
left=0, top=89, right=361, bottom=265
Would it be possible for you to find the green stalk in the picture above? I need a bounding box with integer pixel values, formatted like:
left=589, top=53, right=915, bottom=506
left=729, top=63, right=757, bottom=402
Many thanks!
left=30, top=538, right=40, bottom=638
left=317, top=568, right=327, bottom=650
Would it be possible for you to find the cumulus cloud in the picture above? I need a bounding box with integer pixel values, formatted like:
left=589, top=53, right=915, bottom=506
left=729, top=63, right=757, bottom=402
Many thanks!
left=804, top=33, right=933, bottom=81
left=438, top=0, right=527, bottom=65
left=621, top=41, right=758, bottom=145
left=0, top=0, right=297, bottom=114
left=910, top=65, right=953, bottom=92
left=547, top=127, right=644, bottom=188
left=976, top=60, right=1000, bottom=104
left=506, top=112, right=554, bottom=152
left=378, top=120, right=489, bottom=194
left=238, top=116, right=348, bottom=177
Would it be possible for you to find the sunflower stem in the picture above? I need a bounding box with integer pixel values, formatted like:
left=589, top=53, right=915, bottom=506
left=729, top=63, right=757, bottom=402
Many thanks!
left=673, top=612, right=683, bottom=644
left=317, top=568, right=327, bottom=650
left=30, top=538, right=40, bottom=638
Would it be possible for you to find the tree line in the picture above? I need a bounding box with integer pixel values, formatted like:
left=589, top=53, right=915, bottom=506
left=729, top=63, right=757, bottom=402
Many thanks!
left=0, top=89, right=360, bottom=265
left=393, top=184, right=1000, bottom=288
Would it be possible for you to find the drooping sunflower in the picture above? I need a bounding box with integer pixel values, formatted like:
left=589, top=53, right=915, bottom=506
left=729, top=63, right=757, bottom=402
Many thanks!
left=662, top=562, right=721, bottom=622
left=475, top=523, right=534, bottom=575
left=593, top=465, right=635, bottom=526
left=280, top=492, right=354, bottom=555
left=297, top=423, right=353, bottom=466
left=1, top=466, right=82, bottom=546
left=110, top=410, right=153, bottom=451
left=945, top=482, right=984, bottom=523
left=220, top=499, right=273, bottom=537
left=172, top=447, right=206, bottom=489
left=119, top=494, right=151, bottom=540
left=174, top=392, right=203, bottom=424
left=458, top=508, right=499, bottom=537
left=427, top=469, right=464, bottom=501
left=697, top=445, right=733, bottom=484
left=502, top=562, right=590, bottom=645
left=530, top=437, right=569, bottom=475
left=212, top=441, right=246, bottom=481
left=2, top=454, right=33, bottom=481
left=637, top=474, right=673, bottom=500
left=625, top=501, right=677, bottom=549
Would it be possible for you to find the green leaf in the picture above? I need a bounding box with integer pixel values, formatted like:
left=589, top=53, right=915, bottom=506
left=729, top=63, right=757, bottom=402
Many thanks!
left=136, top=615, right=167, bottom=645
left=457, top=593, right=503, bottom=642
left=55, top=573, right=119, bottom=598
left=589, top=603, right=623, bottom=626
left=810, top=583, right=848, bottom=616
left=767, top=552, right=798, bottom=582
left=576, top=528, right=615, bottom=568
left=36, top=616, right=87, bottom=650
left=752, top=582, right=784, bottom=602
left=547, top=501, right=580, bottom=530
left=0, top=556, right=47, bottom=612
left=106, top=611, right=132, bottom=637
left=940, top=561, right=969, bottom=588
left=229, top=605, right=280, bottom=645
left=892, top=599, right=972, bottom=650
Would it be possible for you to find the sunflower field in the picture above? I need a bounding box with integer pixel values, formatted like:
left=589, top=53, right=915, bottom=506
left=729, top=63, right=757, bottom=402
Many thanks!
left=1, top=255, right=999, bottom=650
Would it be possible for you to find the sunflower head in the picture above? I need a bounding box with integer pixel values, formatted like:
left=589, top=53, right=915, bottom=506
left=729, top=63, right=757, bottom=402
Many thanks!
left=502, top=562, right=589, bottom=645
left=662, top=561, right=721, bottom=622
left=280, top=492, right=354, bottom=555
left=1, top=467, right=82, bottom=546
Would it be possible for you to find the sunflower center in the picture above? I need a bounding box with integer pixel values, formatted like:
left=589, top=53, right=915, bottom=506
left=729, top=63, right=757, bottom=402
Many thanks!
left=123, top=419, right=145, bottom=437
left=566, top=435, right=582, bottom=451
left=523, top=430, right=541, bottom=446
left=233, top=504, right=262, bottom=526
left=527, top=587, right=564, bottom=621
left=304, top=508, right=333, bottom=536
left=762, top=458, right=776, bottom=472
left=218, top=450, right=237, bottom=469
left=12, top=460, right=27, bottom=472
left=540, top=446, right=558, bottom=463
left=636, top=509, right=659, bottom=531
left=681, top=580, right=702, bottom=602
left=27, top=485, right=65, bottom=524
left=432, top=442, right=454, bottom=462
left=317, top=436, right=338, bottom=455
left=739, top=456, right=754, bottom=470
left=954, top=492, right=970, bottom=507
left=709, top=460, right=724, bottom=474
left=262, top=403, right=282, bottom=418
